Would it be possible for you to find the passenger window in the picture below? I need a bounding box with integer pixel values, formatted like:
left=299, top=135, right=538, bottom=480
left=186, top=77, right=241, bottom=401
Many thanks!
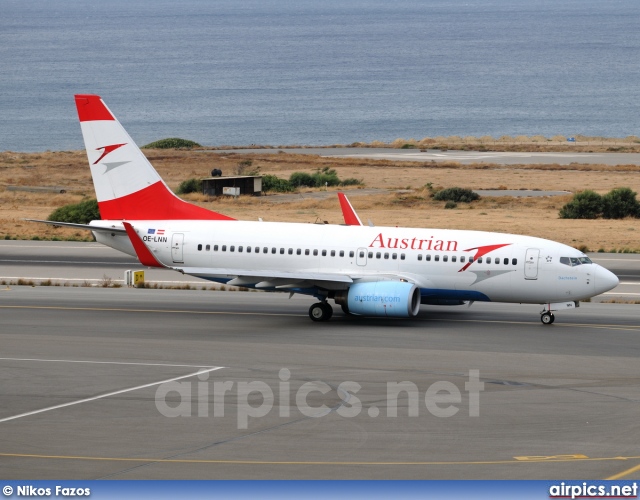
left=230, top=246, right=235, bottom=252
left=368, top=252, right=373, bottom=258
left=222, top=245, right=227, bottom=252
left=350, top=251, right=355, bottom=258
left=305, top=249, right=310, bottom=256
left=246, top=246, right=251, bottom=253
left=392, top=253, right=397, bottom=260
left=331, top=250, right=336, bottom=257
left=511, top=258, right=517, bottom=265
left=504, top=258, right=509, bottom=265
left=400, top=254, right=405, bottom=260
left=477, top=257, right=482, bottom=263
left=288, top=248, right=293, bottom=255
left=339, top=250, right=344, bottom=257
left=238, top=246, right=243, bottom=252
left=418, top=254, right=423, bottom=261
left=443, top=255, right=448, bottom=262
left=296, top=249, right=301, bottom=255
left=452, top=256, right=456, bottom=262
left=384, top=253, right=389, bottom=259
left=198, top=244, right=202, bottom=251
left=358, top=251, right=364, bottom=258
left=426, top=255, right=431, bottom=261
left=435, top=255, right=440, bottom=262
left=486, top=257, right=491, bottom=264
left=263, top=247, right=268, bottom=254
left=214, top=245, right=219, bottom=251
left=314, top=249, right=318, bottom=256
left=469, top=257, right=474, bottom=263
left=255, top=247, right=259, bottom=253
left=376, top=252, right=381, bottom=259
left=271, top=247, right=276, bottom=254
left=206, top=244, right=210, bottom=251
left=322, top=250, right=327, bottom=256
left=460, top=256, right=465, bottom=263
left=280, top=248, right=285, bottom=254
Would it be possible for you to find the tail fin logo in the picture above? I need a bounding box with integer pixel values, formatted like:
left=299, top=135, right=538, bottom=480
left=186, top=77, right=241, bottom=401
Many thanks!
left=93, top=143, right=127, bottom=164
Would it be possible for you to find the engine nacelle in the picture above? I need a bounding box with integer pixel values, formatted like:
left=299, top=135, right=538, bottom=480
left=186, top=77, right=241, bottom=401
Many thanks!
left=337, top=281, right=421, bottom=318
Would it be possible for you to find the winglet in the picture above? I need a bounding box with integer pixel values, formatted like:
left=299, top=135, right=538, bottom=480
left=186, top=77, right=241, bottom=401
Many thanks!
left=122, top=222, right=166, bottom=268
left=337, top=192, right=363, bottom=226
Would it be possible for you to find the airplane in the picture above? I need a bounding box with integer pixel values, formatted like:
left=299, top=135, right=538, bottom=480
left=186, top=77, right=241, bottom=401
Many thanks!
left=30, top=94, right=619, bottom=324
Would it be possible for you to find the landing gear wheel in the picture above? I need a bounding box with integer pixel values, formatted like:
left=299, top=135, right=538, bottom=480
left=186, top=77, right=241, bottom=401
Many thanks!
left=541, top=312, right=555, bottom=325
left=309, top=302, right=333, bottom=322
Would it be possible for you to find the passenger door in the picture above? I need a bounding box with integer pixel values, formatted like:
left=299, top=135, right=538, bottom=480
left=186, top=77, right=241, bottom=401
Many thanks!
left=524, top=248, right=539, bottom=280
left=171, top=233, right=184, bottom=263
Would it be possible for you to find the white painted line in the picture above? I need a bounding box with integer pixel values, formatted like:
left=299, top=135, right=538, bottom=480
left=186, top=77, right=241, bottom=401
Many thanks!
left=0, top=366, right=224, bottom=424
left=592, top=258, right=640, bottom=262
left=0, top=357, right=216, bottom=368
left=602, top=292, right=640, bottom=296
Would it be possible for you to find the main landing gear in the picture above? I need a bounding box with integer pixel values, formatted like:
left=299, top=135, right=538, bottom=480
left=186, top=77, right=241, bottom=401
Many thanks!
left=309, top=301, right=333, bottom=322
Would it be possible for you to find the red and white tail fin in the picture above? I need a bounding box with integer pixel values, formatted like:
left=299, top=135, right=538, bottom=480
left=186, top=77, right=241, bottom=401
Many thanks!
left=74, top=94, right=234, bottom=221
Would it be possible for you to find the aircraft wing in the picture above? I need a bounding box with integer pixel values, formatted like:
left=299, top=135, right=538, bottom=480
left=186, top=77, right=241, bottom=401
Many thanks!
left=175, top=267, right=354, bottom=290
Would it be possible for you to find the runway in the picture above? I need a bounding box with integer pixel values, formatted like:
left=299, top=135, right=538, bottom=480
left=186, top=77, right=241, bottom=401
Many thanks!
left=1, top=241, right=639, bottom=479
left=212, top=148, right=640, bottom=166
left=1, top=284, right=640, bottom=480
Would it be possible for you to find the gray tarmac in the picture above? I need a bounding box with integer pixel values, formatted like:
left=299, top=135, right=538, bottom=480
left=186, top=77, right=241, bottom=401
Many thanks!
left=211, top=148, right=640, bottom=166
left=1, top=248, right=640, bottom=479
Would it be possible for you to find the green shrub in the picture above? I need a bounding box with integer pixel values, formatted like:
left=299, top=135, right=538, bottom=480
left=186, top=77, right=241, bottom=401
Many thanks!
left=176, top=178, right=202, bottom=194
left=601, top=187, right=640, bottom=219
left=142, top=138, right=201, bottom=149
left=48, top=199, right=100, bottom=223
left=558, top=190, right=603, bottom=219
left=433, top=187, right=480, bottom=203
left=289, top=172, right=315, bottom=187
left=340, top=178, right=363, bottom=186
left=262, top=174, right=294, bottom=193
left=444, top=201, right=458, bottom=209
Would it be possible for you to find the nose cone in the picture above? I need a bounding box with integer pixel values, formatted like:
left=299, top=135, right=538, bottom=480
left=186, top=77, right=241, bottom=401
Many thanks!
left=594, top=265, right=619, bottom=295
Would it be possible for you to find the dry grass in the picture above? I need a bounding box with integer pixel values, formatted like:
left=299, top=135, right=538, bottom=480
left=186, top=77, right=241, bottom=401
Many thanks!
left=2, top=149, right=640, bottom=251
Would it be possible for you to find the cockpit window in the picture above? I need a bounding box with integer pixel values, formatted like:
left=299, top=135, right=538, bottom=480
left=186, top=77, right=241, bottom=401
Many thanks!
left=560, top=256, right=593, bottom=267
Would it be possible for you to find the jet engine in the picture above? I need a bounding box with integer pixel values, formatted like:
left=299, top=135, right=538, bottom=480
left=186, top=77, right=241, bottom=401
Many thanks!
left=335, top=281, right=421, bottom=317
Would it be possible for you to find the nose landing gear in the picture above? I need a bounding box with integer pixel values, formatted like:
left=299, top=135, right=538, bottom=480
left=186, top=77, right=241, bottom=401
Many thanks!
left=539, top=301, right=578, bottom=324
left=540, top=311, right=555, bottom=324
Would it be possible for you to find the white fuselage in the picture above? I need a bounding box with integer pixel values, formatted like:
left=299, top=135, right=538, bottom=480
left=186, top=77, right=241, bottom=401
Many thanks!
left=92, top=220, right=617, bottom=304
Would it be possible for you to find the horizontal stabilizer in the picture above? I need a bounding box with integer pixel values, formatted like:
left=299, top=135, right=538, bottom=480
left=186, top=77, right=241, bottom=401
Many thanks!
left=26, top=219, right=127, bottom=233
